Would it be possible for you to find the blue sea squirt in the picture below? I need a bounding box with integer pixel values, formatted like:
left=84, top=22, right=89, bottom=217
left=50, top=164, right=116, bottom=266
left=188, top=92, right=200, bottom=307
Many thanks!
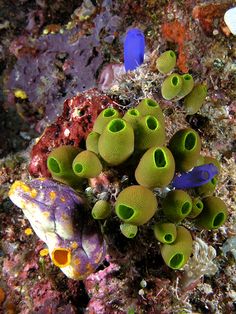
left=8, top=178, right=106, bottom=280
left=124, top=28, right=145, bottom=71
left=171, top=163, right=219, bottom=189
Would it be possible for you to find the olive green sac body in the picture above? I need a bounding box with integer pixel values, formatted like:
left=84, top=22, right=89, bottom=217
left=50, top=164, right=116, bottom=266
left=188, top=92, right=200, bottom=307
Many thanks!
left=93, top=108, right=120, bottom=134
left=134, top=115, right=166, bottom=150
left=196, top=176, right=218, bottom=197
left=176, top=74, right=194, bottom=100
left=72, top=150, right=102, bottom=178
left=188, top=197, right=204, bottom=219
left=136, top=98, right=165, bottom=127
left=169, top=128, right=201, bottom=171
left=47, top=145, right=81, bottom=187
left=120, top=223, right=138, bottom=238
left=161, top=73, right=183, bottom=100
left=92, top=200, right=111, bottom=219
left=162, top=190, right=192, bottom=222
left=156, top=50, right=176, bottom=74
left=123, top=108, right=141, bottom=130
left=161, top=226, right=193, bottom=269
left=98, top=118, right=134, bottom=166
left=86, top=131, right=100, bottom=154
left=135, top=146, right=175, bottom=188
left=183, top=84, right=207, bottom=115
left=115, top=185, right=157, bottom=226
left=153, top=222, right=177, bottom=244
left=195, top=196, right=227, bottom=229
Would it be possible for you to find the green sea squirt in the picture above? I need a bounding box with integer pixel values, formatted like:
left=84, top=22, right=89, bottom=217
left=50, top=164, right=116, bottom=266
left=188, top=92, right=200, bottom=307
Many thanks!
left=156, top=50, right=176, bottom=74
left=169, top=128, right=201, bottom=171
left=98, top=118, right=134, bottom=166
left=161, top=226, right=193, bottom=269
left=47, top=145, right=81, bottom=187
left=134, top=115, right=166, bottom=150
left=183, top=84, right=207, bottom=115
left=135, top=146, right=175, bottom=188
left=136, top=98, right=165, bottom=127
left=153, top=222, right=177, bottom=244
left=115, top=185, right=157, bottom=226
left=72, top=150, right=102, bottom=178
left=195, top=196, right=227, bottom=229
left=162, top=190, right=192, bottom=223
left=161, top=73, right=183, bottom=100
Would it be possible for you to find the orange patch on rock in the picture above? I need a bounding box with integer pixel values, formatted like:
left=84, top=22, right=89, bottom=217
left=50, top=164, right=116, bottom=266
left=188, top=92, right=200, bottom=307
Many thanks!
left=0, top=287, right=5, bottom=304
left=162, top=20, right=189, bottom=73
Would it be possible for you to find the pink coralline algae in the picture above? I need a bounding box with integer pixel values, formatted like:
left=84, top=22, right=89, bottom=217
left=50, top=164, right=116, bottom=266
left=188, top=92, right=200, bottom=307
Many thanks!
left=29, top=89, right=119, bottom=177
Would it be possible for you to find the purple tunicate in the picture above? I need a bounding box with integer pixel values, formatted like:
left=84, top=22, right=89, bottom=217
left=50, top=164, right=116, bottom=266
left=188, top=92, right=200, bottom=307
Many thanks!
left=124, top=28, right=145, bottom=71
left=171, top=163, right=219, bottom=189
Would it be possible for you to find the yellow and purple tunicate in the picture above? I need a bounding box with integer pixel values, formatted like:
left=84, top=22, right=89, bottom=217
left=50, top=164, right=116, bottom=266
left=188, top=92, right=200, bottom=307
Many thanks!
left=156, top=50, right=176, bottom=74
left=162, top=190, right=192, bottom=223
left=169, top=128, right=201, bottom=171
left=195, top=196, right=228, bottom=230
left=161, top=73, right=183, bottom=100
left=160, top=226, right=193, bottom=269
left=98, top=118, right=134, bottom=165
left=183, top=83, right=207, bottom=115
left=72, top=150, right=102, bottom=178
left=115, top=185, right=157, bottom=226
left=8, top=178, right=106, bottom=280
left=135, top=146, right=175, bottom=188
left=47, top=145, right=81, bottom=187
left=153, top=222, right=177, bottom=244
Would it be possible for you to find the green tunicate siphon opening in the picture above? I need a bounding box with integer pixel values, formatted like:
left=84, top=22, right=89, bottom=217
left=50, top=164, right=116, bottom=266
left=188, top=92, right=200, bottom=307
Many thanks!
left=103, top=108, right=116, bottom=117
left=170, top=253, right=184, bottom=269
left=181, top=202, right=191, bottom=215
left=184, top=132, right=196, bottom=150
left=211, top=177, right=217, bottom=185
left=48, top=158, right=60, bottom=174
left=109, top=119, right=125, bottom=132
left=213, top=212, right=225, bottom=227
left=154, top=149, right=166, bottom=168
left=164, top=234, right=173, bottom=243
left=184, top=74, right=191, bottom=81
left=74, top=163, right=83, bottom=173
left=170, top=51, right=175, bottom=58
left=171, top=76, right=179, bottom=86
left=146, top=99, right=158, bottom=107
left=118, top=204, right=134, bottom=220
left=129, top=109, right=139, bottom=116
left=196, top=201, right=203, bottom=209
left=146, top=116, right=157, bottom=130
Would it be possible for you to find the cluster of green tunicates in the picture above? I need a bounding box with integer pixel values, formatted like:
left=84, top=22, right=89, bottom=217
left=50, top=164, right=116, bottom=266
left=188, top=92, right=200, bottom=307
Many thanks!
left=156, top=50, right=207, bottom=114
left=47, top=96, right=228, bottom=271
left=47, top=145, right=103, bottom=188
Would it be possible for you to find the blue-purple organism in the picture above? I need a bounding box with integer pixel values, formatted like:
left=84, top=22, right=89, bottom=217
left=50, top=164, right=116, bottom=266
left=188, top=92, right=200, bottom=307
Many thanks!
left=171, top=163, right=219, bottom=189
left=124, top=28, right=145, bottom=71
